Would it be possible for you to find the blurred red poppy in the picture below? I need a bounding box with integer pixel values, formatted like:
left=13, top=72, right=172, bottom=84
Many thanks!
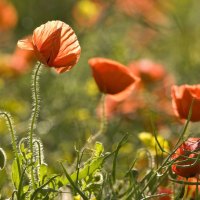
left=96, top=85, right=145, bottom=120
left=9, top=45, right=36, bottom=74
left=129, top=59, right=166, bottom=82
left=96, top=95, right=119, bottom=119
left=186, top=177, right=200, bottom=199
left=171, top=138, right=200, bottom=178
left=88, top=57, right=140, bottom=95
left=115, top=0, right=167, bottom=24
left=171, top=85, right=200, bottom=122
left=157, top=187, right=172, bottom=200
left=0, top=0, right=18, bottom=30
left=17, top=20, right=81, bottom=73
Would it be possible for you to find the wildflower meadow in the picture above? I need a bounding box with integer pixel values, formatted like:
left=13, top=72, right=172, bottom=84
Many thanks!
left=0, top=0, right=200, bottom=199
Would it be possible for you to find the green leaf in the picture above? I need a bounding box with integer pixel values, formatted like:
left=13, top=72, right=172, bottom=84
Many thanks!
left=12, top=159, right=20, bottom=189
left=70, top=156, right=104, bottom=183
left=60, top=163, right=88, bottom=200
left=39, top=164, right=48, bottom=184
left=23, top=185, right=29, bottom=193
left=20, top=142, right=27, bottom=154
left=94, top=142, right=104, bottom=157
left=59, top=153, right=111, bottom=187
left=30, top=175, right=59, bottom=200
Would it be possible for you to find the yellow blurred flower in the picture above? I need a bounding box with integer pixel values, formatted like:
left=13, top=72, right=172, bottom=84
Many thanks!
left=74, top=195, right=81, bottom=200
left=72, top=0, right=104, bottom=27
left=0, top=99, right=29, bottom=116
left=138, top=132, right=170, bottom=156
left=85, top=79, right=99, bottom=97
left=75, top=108, right=90, bottom=121
left=119, top=142, right=134, bottom=154
left=77, top=0, right=98, bottom=19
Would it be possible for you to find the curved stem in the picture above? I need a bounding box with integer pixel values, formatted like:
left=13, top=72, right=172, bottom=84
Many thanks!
left=88, top=93, right=107, bottom=143
left=0, top=112, right=18, bottom=156
left=33, top=140, right=42, bottom=165
left=0, top=112, right=21, bottom=176
left=29, top=62, right=42, bottom=187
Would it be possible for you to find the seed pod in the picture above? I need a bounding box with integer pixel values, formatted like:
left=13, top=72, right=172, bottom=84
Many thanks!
left=0, top=148, right=6, bottom=170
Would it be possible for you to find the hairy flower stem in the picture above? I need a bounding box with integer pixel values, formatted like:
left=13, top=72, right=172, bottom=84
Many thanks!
left=29, top=62, right=42, bottom=187
left=33, top=140, right=42, bottom=165
left=0, top=112, right=21, bottom=176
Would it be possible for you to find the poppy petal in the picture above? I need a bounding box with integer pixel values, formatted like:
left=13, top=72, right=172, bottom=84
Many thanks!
left=17, top=38, right=34, bottom=51
left=89, top=57, right=139, bottom=94
left=171, top=84, right=200, bottom=122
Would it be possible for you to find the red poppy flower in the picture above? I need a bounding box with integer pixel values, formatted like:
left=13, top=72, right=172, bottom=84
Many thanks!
left=171, top=85, right=200, bottom=122
left=17, top=20, right=81, bottom=73
left=88, top=57, right=140, bottom=94
left=171, top=138, right=200, bottom=178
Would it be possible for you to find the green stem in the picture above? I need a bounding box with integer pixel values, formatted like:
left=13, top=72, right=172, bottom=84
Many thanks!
left=29, top=62, right=42, bottom=188
left=33, top=140, right=42, bottom=165
left=0, top=112, right=21, bottom=177
left=88, top=93, right=107, bottom=143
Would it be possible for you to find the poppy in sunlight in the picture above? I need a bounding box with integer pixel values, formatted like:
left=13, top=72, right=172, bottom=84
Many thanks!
left=171, top=138, right=200, bottom=178
left=171, top=85, right=200, bottom=122
left=129, top=59, right=166, bottom=82
left=17, top=20, right=81, bottom=73
left=88, top=57, right=140, bottom=95
left=0, top=0, right=18, bottom=30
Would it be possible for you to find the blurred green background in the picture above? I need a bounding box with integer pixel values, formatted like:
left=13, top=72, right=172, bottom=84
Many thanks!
left=0, top=0, right=200, bottom=196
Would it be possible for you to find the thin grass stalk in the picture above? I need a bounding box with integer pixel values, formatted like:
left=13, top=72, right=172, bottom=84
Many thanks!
left=140, top=100, right=194, bottom=195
